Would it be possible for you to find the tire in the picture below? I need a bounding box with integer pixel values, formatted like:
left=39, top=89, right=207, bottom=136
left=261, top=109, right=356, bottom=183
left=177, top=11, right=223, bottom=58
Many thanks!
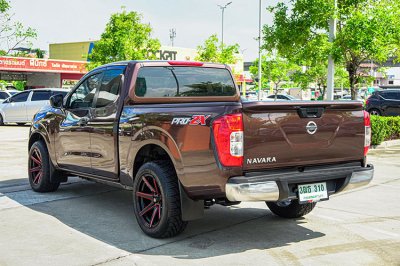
left=0, top=114, right=4, bottom=126
left=28, top=141, right=60, bottom=192
left=266, top=199, right=316, bottom=218
left=369, top=108, right=381, bottom=116
left=133, top=161, right=187, bottom=238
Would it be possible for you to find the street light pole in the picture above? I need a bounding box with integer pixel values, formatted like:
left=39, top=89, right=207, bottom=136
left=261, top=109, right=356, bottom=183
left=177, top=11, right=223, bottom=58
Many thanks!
left=258, top=0, right=262, bottom=101
left=326, top=0, right=337, bottom=101
left=218, top=2, right=232, bottom=51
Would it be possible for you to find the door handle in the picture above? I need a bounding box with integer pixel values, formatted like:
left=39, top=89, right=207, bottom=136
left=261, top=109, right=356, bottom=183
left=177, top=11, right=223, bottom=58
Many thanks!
left=78, top=117, right=89, bottom=127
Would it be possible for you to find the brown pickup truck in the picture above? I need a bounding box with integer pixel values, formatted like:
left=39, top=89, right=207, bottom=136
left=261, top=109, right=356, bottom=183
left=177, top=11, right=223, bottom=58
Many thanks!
left=28, top=61, right=373, bottom=238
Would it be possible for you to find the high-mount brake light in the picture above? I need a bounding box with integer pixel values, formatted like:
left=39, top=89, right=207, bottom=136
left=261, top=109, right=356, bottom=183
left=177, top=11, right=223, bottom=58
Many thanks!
left=167, top=61, right=204, bottom=66
left=364, top=110, right=371, bottom=156
left=212, top=113, right=243, bottom=167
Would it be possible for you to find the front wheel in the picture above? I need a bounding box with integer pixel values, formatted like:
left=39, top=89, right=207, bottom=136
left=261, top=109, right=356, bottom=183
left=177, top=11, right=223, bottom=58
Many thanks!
left=266, top=199, right=316, bottom=218
left=133, top=161, right=187, bottom=238
left=28, top=141, right=60, bottom=192
left=0, top=114, right=4, bottom=126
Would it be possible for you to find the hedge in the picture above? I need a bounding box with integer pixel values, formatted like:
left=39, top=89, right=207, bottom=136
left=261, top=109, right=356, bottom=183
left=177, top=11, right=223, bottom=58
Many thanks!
left=370, top=115, right=400, bottom=145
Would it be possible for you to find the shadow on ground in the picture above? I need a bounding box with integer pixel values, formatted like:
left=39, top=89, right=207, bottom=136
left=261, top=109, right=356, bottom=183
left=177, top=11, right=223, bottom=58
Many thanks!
left=3, top=179, right=325, bottom=259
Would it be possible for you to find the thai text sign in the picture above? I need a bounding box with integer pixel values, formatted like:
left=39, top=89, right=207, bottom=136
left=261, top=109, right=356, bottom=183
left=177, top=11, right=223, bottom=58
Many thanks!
left=0, top=56, right=87, bottom=74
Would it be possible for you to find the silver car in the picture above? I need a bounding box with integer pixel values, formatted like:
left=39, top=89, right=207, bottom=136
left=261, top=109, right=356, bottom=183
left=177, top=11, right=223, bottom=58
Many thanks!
left=0, top=88, right=69, bottom=125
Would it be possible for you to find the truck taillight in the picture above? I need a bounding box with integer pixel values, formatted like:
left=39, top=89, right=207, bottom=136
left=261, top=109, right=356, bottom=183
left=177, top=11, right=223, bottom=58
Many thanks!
left=364, top=111, right=371, bottom=156
left=212, top=113, right=243, bottom=167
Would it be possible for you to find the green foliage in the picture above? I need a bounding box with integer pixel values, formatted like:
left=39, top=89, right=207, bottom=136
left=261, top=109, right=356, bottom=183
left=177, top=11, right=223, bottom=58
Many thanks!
left=249, top=54, right=299, bottom=93
left=195, top=34, right=239, bottom=64
left=264, top=0, right=400, bottom=99
left=370, top=116, right=400, bottom=145
left=12, top=81, right=25, bottom=91
left=0, top=0, right=37, bottom=54
left=88, top=9, right=161, bottom=70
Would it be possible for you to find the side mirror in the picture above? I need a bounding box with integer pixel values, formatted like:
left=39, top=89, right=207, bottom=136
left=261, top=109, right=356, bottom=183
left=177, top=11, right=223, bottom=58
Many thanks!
left=50, top=94, right=64, bottom=108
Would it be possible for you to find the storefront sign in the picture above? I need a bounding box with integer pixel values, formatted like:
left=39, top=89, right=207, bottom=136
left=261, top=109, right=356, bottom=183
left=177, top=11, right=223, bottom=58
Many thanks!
left=148, top=50, right=178, bottom=60
left=0, top=56, right=87, bottom=74
left=62, top=79, right=80, bottom=87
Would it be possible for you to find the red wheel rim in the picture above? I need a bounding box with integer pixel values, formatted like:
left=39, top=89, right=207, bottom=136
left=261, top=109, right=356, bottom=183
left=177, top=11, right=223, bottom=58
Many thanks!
left=135, top=174, right=162, bottom=229
left=29, top=148, right=43, bottom=185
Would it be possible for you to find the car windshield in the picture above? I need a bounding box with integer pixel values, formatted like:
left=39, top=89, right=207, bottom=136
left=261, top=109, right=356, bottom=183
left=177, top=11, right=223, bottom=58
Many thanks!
left=9, top=91, right=18, bottom=96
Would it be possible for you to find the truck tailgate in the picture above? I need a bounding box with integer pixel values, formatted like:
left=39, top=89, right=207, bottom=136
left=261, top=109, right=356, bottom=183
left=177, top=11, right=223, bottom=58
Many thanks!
left=242, top=101, right=365, bottom=171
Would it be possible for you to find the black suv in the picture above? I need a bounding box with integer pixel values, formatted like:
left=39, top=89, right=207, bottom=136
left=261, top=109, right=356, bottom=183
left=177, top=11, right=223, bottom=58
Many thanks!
left=366, top=90, right=400, bottom=116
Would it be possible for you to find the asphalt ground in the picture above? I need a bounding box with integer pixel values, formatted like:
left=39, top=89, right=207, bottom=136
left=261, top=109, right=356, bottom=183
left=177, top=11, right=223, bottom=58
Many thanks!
left=0, top=126, right=399, bottom=266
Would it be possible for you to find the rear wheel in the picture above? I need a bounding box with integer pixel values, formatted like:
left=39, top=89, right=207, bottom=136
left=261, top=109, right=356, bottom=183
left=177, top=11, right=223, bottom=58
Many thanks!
left=369, top=109, right=381, bottom=116
left=133, top=161, right=187, bottom=238
left=266, top=199, right=316, bottom=218
left=28, top=141, right=60, bottom=192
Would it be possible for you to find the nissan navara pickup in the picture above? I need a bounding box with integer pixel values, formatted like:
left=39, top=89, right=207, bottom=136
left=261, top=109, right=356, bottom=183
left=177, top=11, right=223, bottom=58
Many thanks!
left=28, top=61, right=374, bottom=238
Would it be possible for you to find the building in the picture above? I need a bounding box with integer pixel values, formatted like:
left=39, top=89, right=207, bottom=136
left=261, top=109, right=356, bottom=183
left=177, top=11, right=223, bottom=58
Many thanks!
left=0, top=56, right=87, bottom=89
left=49, top=41, right=244, bottom=82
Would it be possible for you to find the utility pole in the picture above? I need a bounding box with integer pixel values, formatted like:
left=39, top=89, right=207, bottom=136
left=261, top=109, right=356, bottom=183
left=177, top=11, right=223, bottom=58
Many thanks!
left=169, top=28, right=176, bottom=47
left=258, top=0, right=262, bottom=100
left=218, top=2, right=232, bottom=51
left=326, top=0, right=337, bottom=101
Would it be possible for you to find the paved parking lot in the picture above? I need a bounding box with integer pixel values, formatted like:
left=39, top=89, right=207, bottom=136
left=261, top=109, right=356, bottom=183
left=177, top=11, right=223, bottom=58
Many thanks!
left=0, top=126, right=399, bottom=266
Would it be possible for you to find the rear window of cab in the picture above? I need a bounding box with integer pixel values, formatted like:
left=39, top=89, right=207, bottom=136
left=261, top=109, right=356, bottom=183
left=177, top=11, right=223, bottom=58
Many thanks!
left=135, top=66, right=236, bottom=98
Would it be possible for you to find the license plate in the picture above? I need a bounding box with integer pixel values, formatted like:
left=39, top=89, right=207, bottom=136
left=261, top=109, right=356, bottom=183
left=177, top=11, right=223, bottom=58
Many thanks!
left=298, top=182, right=328, bottom=203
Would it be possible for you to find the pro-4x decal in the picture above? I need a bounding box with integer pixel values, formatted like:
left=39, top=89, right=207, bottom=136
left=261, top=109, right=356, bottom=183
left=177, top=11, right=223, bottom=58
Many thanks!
left=171, top=115, right=211, bottom=126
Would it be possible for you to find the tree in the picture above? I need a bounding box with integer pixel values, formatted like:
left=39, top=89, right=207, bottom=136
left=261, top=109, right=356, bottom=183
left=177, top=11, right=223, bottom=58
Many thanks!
left=88, top=9, right=161, bottom=69
left=264, top=0, right=400, bottom=99
left=0, top=0, right=37, bottom=55
left=250, top=54, right=299, bottom=99
left=195, top=34, right=239, bottom=64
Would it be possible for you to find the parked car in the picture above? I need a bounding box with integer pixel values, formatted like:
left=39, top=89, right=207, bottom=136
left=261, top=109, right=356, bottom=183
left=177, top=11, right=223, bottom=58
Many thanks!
left=267, top=94, right=298, bottom=100
left=365, top=89, right=400, bottom=116
left=28, top=60, right=372, bottom=238
left=0, top=90, right=19, bottom=103
left=341, top=95, right=363, bottom=101
left=0, top=88, right=69, bottom=125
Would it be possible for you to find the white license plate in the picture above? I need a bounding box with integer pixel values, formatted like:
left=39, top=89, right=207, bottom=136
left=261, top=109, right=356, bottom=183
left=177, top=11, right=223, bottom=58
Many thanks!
left=298, top=182, right=328, bottom=203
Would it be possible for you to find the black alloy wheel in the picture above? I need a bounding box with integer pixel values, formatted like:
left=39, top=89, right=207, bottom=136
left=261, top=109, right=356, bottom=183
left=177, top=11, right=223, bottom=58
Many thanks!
left=133, top=161, right=187, bottom=238
left=135, top=173, right=163, bottom=229
left=28, top=141, right=60, bottom=192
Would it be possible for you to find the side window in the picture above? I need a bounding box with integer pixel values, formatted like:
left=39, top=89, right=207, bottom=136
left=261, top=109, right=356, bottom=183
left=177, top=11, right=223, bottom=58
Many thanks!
left=67, top=73, right=102, bottom=109
left=31, top=91, right=52, bottom=101
left=95, top=68, right=123, bottom=108
left=0, top=92, right=8, bottom=100
left=11, top=91, right=29, bottom=103
left=383, top=92, right=397, bottom=100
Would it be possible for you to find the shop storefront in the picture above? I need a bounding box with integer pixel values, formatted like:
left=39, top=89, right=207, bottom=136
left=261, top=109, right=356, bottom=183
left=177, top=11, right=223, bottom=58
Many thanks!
left=0, top=56, right=87, bottom=89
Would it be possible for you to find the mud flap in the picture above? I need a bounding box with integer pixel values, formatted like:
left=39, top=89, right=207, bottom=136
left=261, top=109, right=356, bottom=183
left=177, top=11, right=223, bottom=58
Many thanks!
left=49, top=163, right=68, bottom=183
left=179, top=183, right=204, bottom=221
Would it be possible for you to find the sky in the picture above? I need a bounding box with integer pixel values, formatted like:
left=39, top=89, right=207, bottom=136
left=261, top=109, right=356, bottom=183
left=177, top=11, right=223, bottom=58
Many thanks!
left=8, top=0, right=281, bottom=61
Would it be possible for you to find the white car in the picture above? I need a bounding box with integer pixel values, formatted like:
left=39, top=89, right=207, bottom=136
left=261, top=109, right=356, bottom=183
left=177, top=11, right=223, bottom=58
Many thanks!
left=0, top=88, right=69, bottom=125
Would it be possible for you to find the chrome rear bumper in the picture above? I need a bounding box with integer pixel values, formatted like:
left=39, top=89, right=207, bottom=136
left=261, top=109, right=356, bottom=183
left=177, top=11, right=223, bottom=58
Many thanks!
left=225, top=164, right=374, bottom=202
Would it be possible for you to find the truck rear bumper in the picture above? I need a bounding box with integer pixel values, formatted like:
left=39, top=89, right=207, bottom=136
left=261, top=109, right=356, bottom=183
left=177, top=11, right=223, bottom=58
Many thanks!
left=225, top=163, right=374, bottom=202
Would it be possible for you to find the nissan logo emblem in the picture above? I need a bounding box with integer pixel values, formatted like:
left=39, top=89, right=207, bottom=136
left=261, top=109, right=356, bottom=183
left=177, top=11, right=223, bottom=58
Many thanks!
left=306, top=121, right=318, bottom=135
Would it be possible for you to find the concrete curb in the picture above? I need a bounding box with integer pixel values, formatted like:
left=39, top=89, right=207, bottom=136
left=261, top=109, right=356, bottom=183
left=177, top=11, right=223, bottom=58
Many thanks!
left=371, top=139, right=400, bottom=149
